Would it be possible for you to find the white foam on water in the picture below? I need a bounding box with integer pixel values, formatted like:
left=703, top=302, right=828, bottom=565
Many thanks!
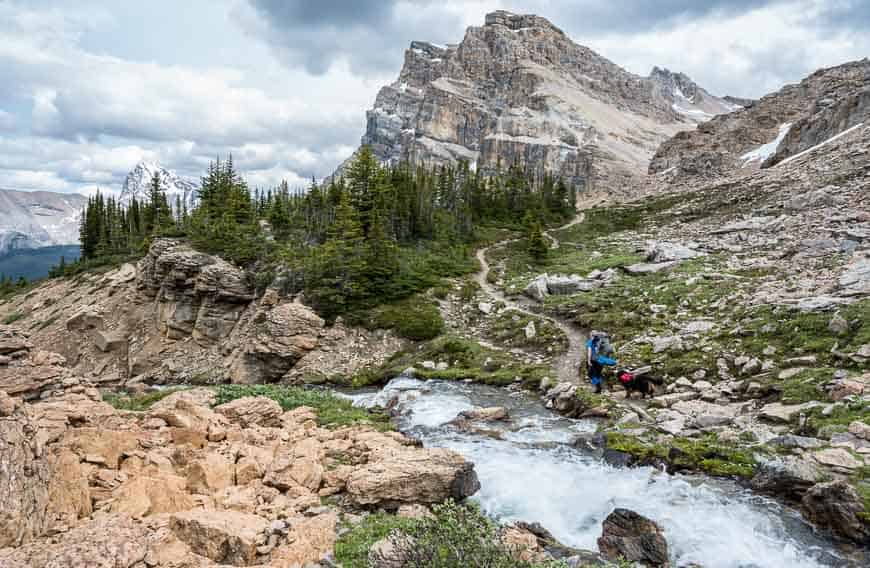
left=355, top=378, right=843, bottom=567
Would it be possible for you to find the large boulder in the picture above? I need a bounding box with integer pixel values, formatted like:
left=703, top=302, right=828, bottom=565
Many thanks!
left=110, top=472, right=195, bottom=518
left=597, top=508, right=669, bottom=567
left=215, top=396, right=284, bottom=428
left=801, top=480, right=870, bottom=543
left=839, top=255, right=870, bottom=296
left=270, top=513, right=338, bottom=567
left=346, top=447, right=480, bottom=507
left=264, top=438, right=325, bottom=494
left=170, top=509, right=270, bottom=565
left=646, top=241, right=703, bottom=263
left=751, top=455, right=825, bottom=501
left=136, top=239, right=255, bottom=344
left=0, top=514, right=149, bottom=568
left=229, top=302, right=324, bottom=384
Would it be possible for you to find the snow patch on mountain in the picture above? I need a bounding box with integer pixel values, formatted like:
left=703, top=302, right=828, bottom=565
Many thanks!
left=741, top=123, right=793, bottom=165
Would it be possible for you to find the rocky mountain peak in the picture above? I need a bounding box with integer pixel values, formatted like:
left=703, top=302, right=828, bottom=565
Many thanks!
left=483, top=10, right=565, bottom=35
left=355, top=11, right=737, bottom=192
left=649, top=66, right=745, bottom=121
left=120, top=161, right=198, bottom=210
left=650, top=58, right=870, bottom=178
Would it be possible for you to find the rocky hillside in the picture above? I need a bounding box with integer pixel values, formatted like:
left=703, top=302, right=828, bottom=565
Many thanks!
left=0, top=189, right=85, bottom=255
left=0, top=239, right=407, bottom=400
left=650, top=58, right=870, bottom=178
left=358, top=10, right=737, bottom=190
left=467, top=116, right=870, bottom=550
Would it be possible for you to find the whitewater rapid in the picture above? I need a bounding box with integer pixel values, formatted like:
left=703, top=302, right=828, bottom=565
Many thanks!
left=349, top=376, right=848, bottom=568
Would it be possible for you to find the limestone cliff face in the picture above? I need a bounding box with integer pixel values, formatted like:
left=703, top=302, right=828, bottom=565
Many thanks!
left=650, top=59, right=870, bottom=178
left=358, top=11, right=734, bottom=191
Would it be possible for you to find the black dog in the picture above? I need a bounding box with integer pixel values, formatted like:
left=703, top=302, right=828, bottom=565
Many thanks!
left=614, top=369, right=664, bottom=399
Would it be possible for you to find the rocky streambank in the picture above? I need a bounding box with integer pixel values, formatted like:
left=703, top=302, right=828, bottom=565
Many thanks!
left=0, top=383, right=482, bottom=567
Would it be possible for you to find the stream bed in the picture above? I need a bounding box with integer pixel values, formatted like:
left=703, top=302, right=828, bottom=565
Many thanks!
left=347, top=376, right=849, bottom=568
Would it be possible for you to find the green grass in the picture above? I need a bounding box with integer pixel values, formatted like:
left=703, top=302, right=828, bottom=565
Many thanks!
left=35, top=315, right=60, bottom=331
left=606, top=432, right=758, bottom=478
left=350, top=335, right=551, bottom=388
left=213, top=384, right=393, bottom=430
left=103, top=387, right=189, bottom=412
left=486, top=310, right=568, bottom=353
left=805, top=400, right=870, bottom=437
left=2, top=311, right=28, bottom=325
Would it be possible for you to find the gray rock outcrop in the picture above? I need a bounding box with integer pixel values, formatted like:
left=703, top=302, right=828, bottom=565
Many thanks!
left=354, top=11, right=735, bottom=191
left=137, top=239, right=255, bottom=344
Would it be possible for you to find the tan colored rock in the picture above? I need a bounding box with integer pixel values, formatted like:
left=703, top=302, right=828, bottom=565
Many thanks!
left=186, top=452, right=235, bottom=495
left=813, top=448, right=863, bottom=471
left=271, top=512, right=338, bottom=567
left=170, top=509, right=269, bottom=565
left=110, top=472, right=195, bottom=518
left=347, top=447, right=480, bottom=507
left=458, top=406, right=509, bottom=422
left=213, top=484, right=273, bottom=514
left=829, top=377, right=866, bottom=401
left=848, top=420, right=870, bottom=441
left=61, top=427, right=142, bottom=469
left=501, top=526, right=548, bottom=563
left=215, top=396, right=283, bottom=428
left=65, top=307, right=105, bottom=331
left=0, top=325, right=32, bottom=355
left=264, top=438, right=324, bottom=494
left=45, top=449, right=92, bottom=530
left=91, top=329, right=127, bottom=353
left=0, top=389, right=20, bottom=416
left=234, top=444, right=275, bottom=486
left=171, top=427, right=208, bottom=449
left=151, top=393, right=224, bottom=436
left=0, top=403, right=50, bottom=548
left=0, top=514, right=149, bottom=568
left=229, top=302, right=324, bottom=384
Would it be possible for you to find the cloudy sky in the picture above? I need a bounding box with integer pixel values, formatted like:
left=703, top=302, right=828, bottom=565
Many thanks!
left=1, top=0, right=867, bottom=195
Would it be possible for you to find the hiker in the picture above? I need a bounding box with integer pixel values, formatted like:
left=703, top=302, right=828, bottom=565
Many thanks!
left=586, top=331, right=617, bottom=393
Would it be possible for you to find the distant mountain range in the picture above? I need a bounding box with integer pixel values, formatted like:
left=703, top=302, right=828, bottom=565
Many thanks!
left=0, top=162, right=199, bottom=257
left=0, top=189, right=86, bottom=256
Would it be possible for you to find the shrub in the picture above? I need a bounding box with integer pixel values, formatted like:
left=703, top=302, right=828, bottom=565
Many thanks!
left=2, top=311, right=27, bottom=324
left=368, top=501, right=567, bottom=568
left=371, top=296, right=445, bottom=341
left=103, top=387, right=188, bottom=411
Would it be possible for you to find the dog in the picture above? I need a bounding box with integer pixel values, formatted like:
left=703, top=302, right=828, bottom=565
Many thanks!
left=614, top=369, right=664, bottom=399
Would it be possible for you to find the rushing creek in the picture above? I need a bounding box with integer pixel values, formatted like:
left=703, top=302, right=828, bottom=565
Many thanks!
left=346, top=376, right=848, bottom=568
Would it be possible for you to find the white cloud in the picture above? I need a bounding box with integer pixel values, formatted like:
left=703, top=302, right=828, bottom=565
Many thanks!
left=0, top=110, right=15, bottom=131
left=0, top=0, right=868, bottom=197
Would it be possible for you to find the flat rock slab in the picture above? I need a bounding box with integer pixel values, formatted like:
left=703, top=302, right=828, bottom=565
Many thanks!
left=624, top=261, right=678, bottom=275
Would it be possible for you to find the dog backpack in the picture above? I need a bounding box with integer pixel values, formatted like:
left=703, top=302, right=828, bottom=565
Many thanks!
left=619, top=371, right=634, bottom=384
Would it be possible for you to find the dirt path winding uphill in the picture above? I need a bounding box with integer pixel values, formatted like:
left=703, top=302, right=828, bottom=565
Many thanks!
left=473, top=214, right=588, bottom=383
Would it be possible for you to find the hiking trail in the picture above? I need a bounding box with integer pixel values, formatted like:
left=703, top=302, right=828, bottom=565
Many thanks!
left=473, top=213, right=588, bottom=384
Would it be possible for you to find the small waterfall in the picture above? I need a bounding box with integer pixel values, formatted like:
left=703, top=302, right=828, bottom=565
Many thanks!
left=349, top=377, right=846, bottom=568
